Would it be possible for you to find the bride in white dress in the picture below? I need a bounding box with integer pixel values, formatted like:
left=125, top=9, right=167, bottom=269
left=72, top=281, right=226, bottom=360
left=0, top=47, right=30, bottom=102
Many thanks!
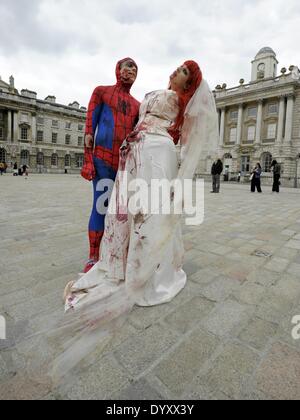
left=52, top=61, right=218, bottom=380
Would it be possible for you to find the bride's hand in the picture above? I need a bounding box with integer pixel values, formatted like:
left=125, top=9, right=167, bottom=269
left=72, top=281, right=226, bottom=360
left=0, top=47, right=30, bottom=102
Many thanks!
left=126, top=129, right=140, bottom=143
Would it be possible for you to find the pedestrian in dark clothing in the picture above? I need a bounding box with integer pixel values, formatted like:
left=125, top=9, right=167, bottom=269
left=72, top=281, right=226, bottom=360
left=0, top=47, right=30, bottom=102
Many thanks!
left=211, top=159, right=223, bottom=193
left=271, top=160, right=281, bottom=193
left=251, top=163, right=262, bottom=193
left=13, top=162, right=18, bottom=176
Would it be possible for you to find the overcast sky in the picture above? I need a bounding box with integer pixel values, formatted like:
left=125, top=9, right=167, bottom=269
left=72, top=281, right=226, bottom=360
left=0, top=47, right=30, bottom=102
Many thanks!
left=1, top=0, right=300, bottom=107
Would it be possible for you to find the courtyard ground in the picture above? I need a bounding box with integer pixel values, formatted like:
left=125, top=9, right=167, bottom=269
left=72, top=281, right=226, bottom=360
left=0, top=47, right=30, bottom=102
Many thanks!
left=0, top=174, right=300, bottom=400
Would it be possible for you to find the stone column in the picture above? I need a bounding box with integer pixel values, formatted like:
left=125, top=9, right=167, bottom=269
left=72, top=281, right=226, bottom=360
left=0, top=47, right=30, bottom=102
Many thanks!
left=31, top=114, right=37, bottom=143
left=13, top=111, right=19, bottom=142
left=284, top=94, right=295, bottom=144
left=7, top=111, right=12, bottom=142
left=276, top=95, right=286, bottom=144
left=219, top=107, right=226, bottom=146
left=236, top=104, right=243, bottom=145
left=255, top=100, right=263, bottom=145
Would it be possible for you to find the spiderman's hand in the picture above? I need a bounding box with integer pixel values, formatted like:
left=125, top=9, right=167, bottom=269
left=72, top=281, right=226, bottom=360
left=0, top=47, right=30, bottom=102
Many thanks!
left=81, top=148, right=96, bottom=181
left=85, top=134, right=94, bottom=148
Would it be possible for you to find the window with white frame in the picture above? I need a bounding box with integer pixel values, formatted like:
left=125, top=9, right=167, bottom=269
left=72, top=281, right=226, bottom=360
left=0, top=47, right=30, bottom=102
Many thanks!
left=230, top=110, right=238, bottom=120
left=52, top=133, right=58, bottom=143
left=37, top=131, right=44, bottom=142
left=248, top=107, right=257, bottom=118
left=66, top=122, right=72, bottom=130
left=51, top=153, right=58, bottom=166
left=78, top=136, right=83, bottom=147
left=262, top=152, right=273, bottom=172
left=247, top=126, right=256, bottom=142
left=76, top=154, right=84, bottom=168
left=21, top=127, right=28, bottom=140
left=229, top=127, right=237, bottom=143
left=267, top=123, right=277, bottom=139
left=241, top=156, right=251, bottom=173
left=36, top=152, right=44, bottom=166
left=20, top=150, right=29, bottom=165
left=268, top=103, right=278, bottom=115
left=65, top=134, right=71, bottom=145
left=65, top=154, right=71, bottom=167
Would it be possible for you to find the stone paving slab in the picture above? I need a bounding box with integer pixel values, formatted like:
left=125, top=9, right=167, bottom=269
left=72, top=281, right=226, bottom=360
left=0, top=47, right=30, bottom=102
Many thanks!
left=1, top=175, right=300, bottom=400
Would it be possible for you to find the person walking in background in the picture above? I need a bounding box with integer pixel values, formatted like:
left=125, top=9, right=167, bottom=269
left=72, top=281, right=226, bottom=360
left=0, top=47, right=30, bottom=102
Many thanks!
left=13, top=162, right=18, bottom=176
left=251, top=163, right=262, bottom=193
left=211, top=158, right=223, bottom=193
left=271, top=160, right=281, bottom=193
left=22, top=164, right=29, bottom=178
left=0, top=162, right=4, bottom=176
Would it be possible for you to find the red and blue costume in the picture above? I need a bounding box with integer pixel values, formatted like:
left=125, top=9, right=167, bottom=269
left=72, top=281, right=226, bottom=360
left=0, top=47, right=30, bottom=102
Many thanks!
left=81, top=58, right=140, bottom=272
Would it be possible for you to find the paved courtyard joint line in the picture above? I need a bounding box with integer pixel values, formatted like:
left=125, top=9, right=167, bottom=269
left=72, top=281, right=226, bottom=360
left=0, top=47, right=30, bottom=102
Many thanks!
left=0, top=175, right=300, bottom=400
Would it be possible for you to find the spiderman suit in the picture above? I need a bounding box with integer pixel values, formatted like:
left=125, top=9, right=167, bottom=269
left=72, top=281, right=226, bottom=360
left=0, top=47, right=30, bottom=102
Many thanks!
left=81, top=58, right=140, bottom=273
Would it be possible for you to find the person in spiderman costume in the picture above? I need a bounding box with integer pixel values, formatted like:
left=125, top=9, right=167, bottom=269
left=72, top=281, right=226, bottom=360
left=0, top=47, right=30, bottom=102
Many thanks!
left=81, top=58, right=140, bottom=273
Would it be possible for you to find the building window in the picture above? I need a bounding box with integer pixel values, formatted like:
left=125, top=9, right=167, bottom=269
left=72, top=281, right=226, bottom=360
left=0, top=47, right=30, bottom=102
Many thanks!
left=20, top=150, right=29, bottom=166
left=65, top=134, right=71, bottom=145
left=247, top=126, right=256, bottom=142
left=248, top=107, right=257, bottom=118
left=262, top=152, right=273, bottom=173
left=0, top=148, right=6, bottom=163
left=241, top=156, right=251, bottom=173
left=78, top=124, right=84, bottom=132
left=21, top=127, right=28, bottom=140
left=0, top=113, right=4, bottom=121
left=76, top=154, right=84, bottom=168
left=65, top=154, right=71, bottom=167
left=267, top=123, right=277, bottom=139
left=230, top=111, right=238, bottom=120
left=51, top=153, right=58, bottom=167
left=268, top=104, right=278, bottom=115
left=0, top=127, right=3, bottom=139
left=52, top=133, right=58, bottom=144
left=229, top=127, right=237, bottom=143
left=37, top=117, right=44, bottom=125
left=21, top=113, right=29, bottom=123
left=78, top=136, right=83, bottom=147
left=37, top=152, right=44, bottom=166
left=52, top=120, right=59, bottom=128
left=66, top=122, right=72, bottom=130
left=37, top=131, right=44, bottom=142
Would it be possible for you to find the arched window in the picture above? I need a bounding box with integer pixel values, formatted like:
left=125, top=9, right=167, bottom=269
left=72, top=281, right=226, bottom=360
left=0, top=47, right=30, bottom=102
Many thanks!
left=0, top=148, right=6, bottom=163
left=20, top=150, right=29, bottom=166
left=51, top=153, right=58, bottom=167
left=65, top=154, right=71, bottom=167
left=36, top=152, right=44, bottom=166
left=262, top=152, right=273, bottom=172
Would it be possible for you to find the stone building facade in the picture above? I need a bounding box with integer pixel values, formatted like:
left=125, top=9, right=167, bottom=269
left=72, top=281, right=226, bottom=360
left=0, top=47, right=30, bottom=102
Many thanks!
left=210, top=47, right=300, bottom=187
left=0, top=76, right=86, bottom=174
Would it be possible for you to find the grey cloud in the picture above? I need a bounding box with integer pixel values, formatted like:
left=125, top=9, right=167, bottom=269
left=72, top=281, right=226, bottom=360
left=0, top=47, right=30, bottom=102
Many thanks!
left=0, top=0, right=98, bottom=55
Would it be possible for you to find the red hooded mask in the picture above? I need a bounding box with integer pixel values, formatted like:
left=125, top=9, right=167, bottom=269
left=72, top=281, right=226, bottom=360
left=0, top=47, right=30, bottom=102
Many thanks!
left=116, top=57, right=138, bottom=92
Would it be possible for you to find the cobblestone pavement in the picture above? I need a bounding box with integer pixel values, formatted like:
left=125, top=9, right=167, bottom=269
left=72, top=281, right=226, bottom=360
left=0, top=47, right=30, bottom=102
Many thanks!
left=1, top=174, right=300, bottom=400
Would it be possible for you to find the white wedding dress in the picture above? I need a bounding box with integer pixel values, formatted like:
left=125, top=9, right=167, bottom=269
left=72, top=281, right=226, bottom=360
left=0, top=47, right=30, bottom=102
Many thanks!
left=65, top=89, right=186, bottom=311
left=49, top=82, right=218, bottom=381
